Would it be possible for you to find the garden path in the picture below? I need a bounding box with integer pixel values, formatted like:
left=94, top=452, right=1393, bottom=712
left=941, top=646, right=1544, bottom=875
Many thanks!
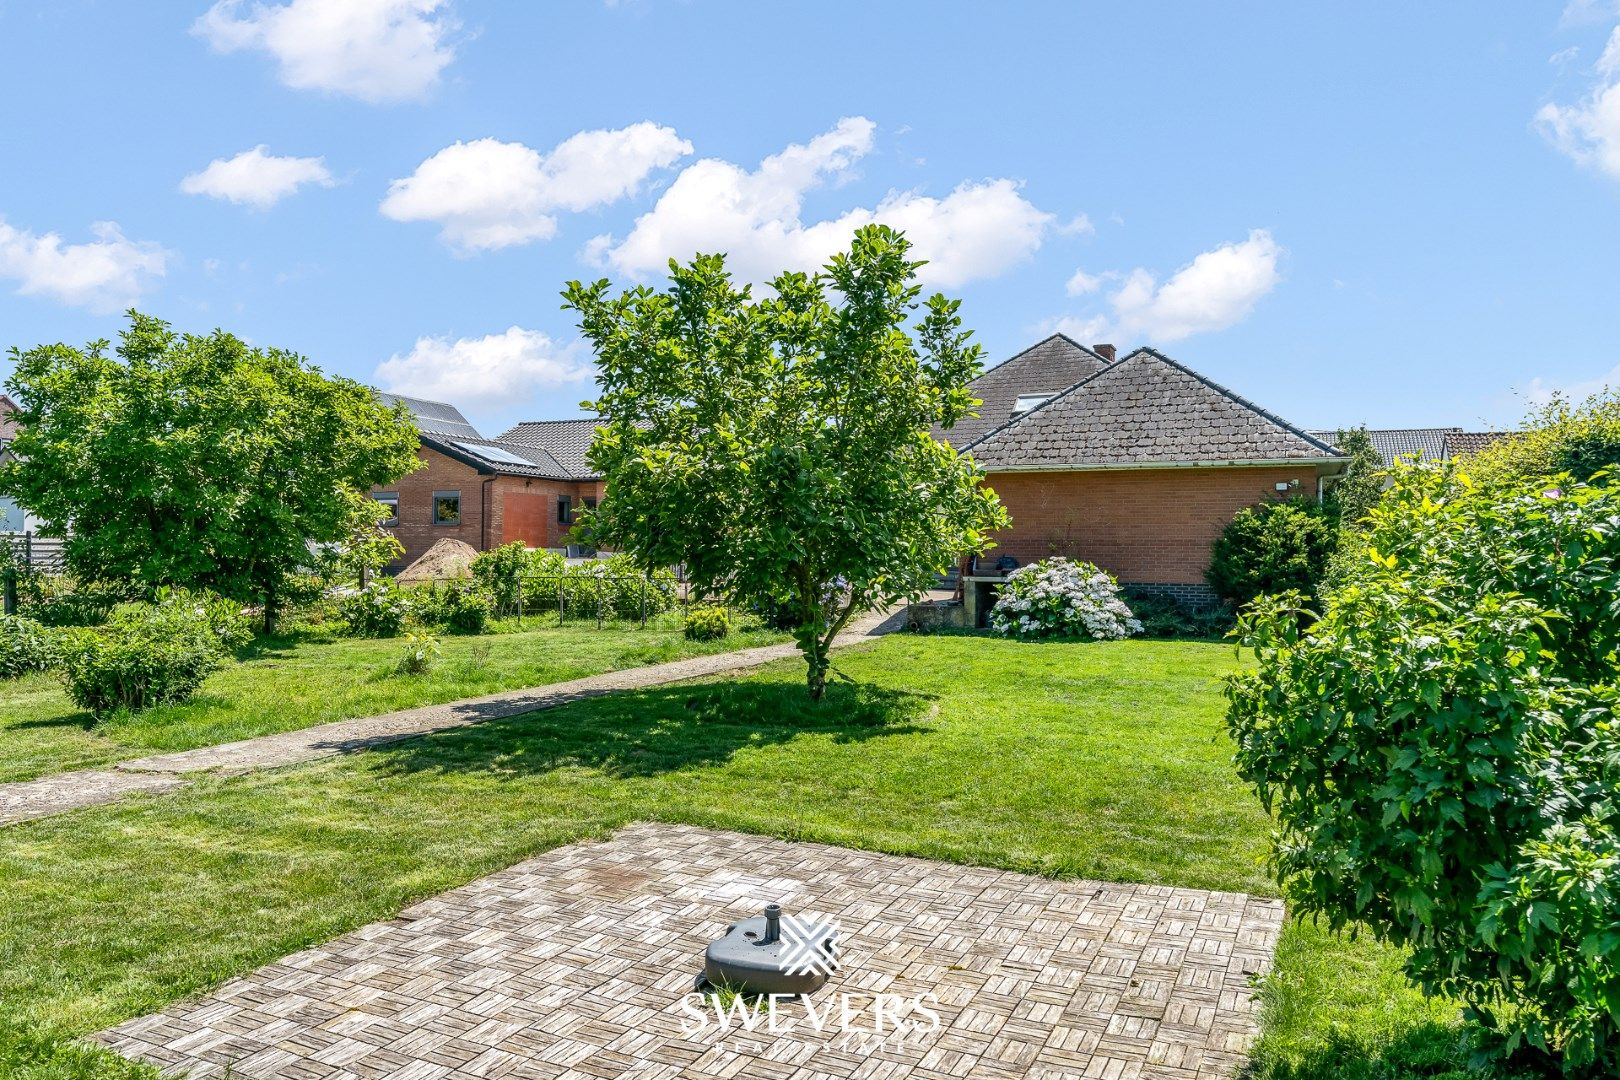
left=0, top=607, right=907, bottom=827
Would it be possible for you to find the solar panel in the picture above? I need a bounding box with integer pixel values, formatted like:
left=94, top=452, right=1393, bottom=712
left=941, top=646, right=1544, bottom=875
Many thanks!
left=454, top=441, right=534, bottom=466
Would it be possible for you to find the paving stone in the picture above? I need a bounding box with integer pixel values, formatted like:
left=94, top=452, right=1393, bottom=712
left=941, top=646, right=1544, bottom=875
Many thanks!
left=99, top=824, right=1284, bottom=1079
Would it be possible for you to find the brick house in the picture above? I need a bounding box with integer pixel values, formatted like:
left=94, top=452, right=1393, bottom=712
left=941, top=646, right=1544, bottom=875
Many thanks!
left=371, top=394, right=603, bottom=572
left=942, top=335, right=1348, bottom=607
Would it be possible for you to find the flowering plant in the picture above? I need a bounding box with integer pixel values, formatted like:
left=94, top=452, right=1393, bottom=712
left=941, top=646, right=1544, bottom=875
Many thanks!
left=988, top=558, right=1141, bottom=641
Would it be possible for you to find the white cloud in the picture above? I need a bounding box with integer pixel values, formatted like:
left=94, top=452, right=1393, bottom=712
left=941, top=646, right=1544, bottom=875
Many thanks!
left=1049, top=230, right=1282, bottom=345
left=1561, top=1, right=1620, bottom=28
left=373, top=326, right=592, bottom=407
left=0, top=218, right=172, bottom=313
left=380, top=123, right=692, bottom=253
left=1526, top=363, right=1620, bottom=404
left=588, top=116, right=1054, bottom=288
left=181, top=145, right=335, bottom=208
left=193, top=0, right=458, bottom=103
left=1065, top=268, right=1105, bottom=296
left=1537, top=26, right=1620, bottom=179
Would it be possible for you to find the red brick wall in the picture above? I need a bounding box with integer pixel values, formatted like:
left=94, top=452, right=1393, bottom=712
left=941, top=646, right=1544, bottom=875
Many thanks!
left=981, top=465, right=1326, bottom=584
left=373, top=446, right=488, bottom=570
left=490, top=476, right=594, bottom=549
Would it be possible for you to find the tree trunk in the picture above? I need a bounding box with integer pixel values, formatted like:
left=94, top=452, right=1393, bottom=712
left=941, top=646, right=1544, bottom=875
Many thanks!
left=262, top=579, right=277, bottom=636
left=805, top=644, right=829, bottom=702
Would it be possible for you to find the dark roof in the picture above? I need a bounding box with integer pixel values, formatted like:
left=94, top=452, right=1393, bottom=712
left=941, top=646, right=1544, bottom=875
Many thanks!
left=419, top=434, right=577, bottom=480
left=495, top=418, right=602, bottom=479
left=376, top=392, right=484, bottom=441
left=965, top=347, right=1341, bottom=469
left=0, top=394, right=18, bottom=444
left=933, top=334, right=1111, bottom=447
left=1308, top=427, right=1458, bottom=467
left=1443, top=431, right=1512, bottom=458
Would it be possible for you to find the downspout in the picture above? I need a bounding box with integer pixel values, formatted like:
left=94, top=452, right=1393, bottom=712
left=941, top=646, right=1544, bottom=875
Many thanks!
left=481, top=477, right=495, bottom=550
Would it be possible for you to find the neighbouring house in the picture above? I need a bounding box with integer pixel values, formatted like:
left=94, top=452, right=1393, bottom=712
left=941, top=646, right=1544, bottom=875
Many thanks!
left=1304, top=427, right=1511, bottom=466
left=0, top=393, right=42, bottom=535
left=939, top=335, right=1348, bottom=610
left=370, top=393, right=603, bottom=572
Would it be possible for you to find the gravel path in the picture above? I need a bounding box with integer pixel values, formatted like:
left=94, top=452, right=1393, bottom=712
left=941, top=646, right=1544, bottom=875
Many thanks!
left=0, top=608, right=905, bottom=827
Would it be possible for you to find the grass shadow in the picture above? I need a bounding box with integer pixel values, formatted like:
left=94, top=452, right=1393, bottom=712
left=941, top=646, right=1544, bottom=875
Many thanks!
left=371, top=677, right=938, bottom=780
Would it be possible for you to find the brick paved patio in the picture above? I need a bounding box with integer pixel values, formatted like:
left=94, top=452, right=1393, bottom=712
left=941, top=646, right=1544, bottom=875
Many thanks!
left=100, top=823, right=1283, bottom=1079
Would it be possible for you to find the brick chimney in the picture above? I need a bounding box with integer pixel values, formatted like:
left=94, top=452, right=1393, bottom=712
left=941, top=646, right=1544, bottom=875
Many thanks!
left=1094, top=343, right=1116, bottom=363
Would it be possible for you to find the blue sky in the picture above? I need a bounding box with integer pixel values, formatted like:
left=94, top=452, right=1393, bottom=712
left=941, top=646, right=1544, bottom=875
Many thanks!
left=2, top=1, right=1618, bottom=438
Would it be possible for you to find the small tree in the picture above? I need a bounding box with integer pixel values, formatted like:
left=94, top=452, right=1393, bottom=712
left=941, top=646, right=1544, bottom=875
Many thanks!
left=564, top=225, right=1009, bottom=699
left=1227, top=463, right=1620, bottom=1071
left=1323, top=426, right=1386, bottom=586
left=0, top=312, right=421, bottom=632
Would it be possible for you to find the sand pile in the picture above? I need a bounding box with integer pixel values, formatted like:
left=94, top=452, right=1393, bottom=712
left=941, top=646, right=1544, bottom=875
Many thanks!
left=396, top=537, right=479, bottom=583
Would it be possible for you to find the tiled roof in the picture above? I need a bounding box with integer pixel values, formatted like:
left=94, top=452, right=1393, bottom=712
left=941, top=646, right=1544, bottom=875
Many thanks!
left=933, top=334, right=1111, bottom=447
left=495, top=418, right=602, bottom=479
left=965, top=348, right=1340, bottom=469
left=420, top=434, right=576, bottom=480
left=1443, top=431, right=1512, bottom=458
left=376, top=392, right=484, bottom=441
left=1307, top=427, right=1458, bottom=467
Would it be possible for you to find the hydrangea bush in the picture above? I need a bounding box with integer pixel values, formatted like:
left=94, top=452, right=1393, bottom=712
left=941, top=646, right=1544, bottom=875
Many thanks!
left=989, top=558, right=1141, bottom=641
left=338, top=579, right=411, bottom=637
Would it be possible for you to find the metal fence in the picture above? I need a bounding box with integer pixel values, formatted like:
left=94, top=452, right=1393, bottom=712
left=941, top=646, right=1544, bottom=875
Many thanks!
left=2, top=533, right=67, bottom=614
left=500, top=572, right=692, bottom=629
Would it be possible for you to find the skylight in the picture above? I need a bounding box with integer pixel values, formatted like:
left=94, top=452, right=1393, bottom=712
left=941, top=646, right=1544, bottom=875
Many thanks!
left=1011, top=393, right=1055, bottom=416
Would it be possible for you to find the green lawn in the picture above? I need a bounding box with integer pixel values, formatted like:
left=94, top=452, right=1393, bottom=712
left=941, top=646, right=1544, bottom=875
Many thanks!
left=0, top=634, right=1472, bottom=1078
left=0, top=613, right=785, bottom=784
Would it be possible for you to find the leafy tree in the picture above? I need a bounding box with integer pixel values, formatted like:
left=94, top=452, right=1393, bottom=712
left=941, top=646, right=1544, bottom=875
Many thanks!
left=1324, top=426, right=1384, bottom=531
left=1227, top=463, right=1620, bottom=1072
left=1205, top=497, right=1337, bottom=608
left=1322, top=426, right=1386, bottom=585
left=0, top=312, right=421, bottom=632
left=564, top=225, right=1009, bottom=699
left=1468, top=389, right=1620, bottom=486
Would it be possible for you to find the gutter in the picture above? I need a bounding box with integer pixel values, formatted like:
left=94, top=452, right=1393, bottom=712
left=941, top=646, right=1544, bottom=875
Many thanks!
left=980, top=456, right=1348, bottom=474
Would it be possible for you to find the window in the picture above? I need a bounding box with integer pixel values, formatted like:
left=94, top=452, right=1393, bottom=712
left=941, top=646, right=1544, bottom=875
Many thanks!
left=583, top=496, right=597, bottom=513
left=1011, top=393, right=1055, bottom=416
left=433, top=491, right=461, bottom=525
left=557, top=496, right=573, bottom=524
left=373, top=492, right=399, bottom=527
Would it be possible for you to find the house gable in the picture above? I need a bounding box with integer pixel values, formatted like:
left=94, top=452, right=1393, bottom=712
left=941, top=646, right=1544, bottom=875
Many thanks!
left=965, top=347, right=1340, bottom=469
left=933, top=334, right=1111, bottom=447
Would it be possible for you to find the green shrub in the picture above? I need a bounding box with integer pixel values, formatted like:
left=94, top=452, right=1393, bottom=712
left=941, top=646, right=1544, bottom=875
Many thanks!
left=1468, top=388, right=1620, bottom=486
left=1226, top=463, right=1620, bottom=1072
left=988, top=558, right=1141, bottom=640
left=439, top=583, right=490, bottom=634
left=0, top=614, right=58, bottom=678
left=470, top=541, right=531, bottom=615
left=683, top=605, right=730, bottom=640
left=1123, top=591, right=1234, bottom=639
left=394, top=631, right=440, bottom=676
left=23, top=577, right=142, bottom=627
left=524, top=554, right=678, bottom=619
left=56, top=589, right=249, bottom=714
left=1206, top=497, right=1337, bottom=607
left=339, top=580, right=410, bottom=637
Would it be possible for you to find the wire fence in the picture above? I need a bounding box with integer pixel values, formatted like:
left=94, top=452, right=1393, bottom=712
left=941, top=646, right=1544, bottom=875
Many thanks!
left=2, top=533, right=67, bottom=614
left=501, top=572, right=706, bottom=629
